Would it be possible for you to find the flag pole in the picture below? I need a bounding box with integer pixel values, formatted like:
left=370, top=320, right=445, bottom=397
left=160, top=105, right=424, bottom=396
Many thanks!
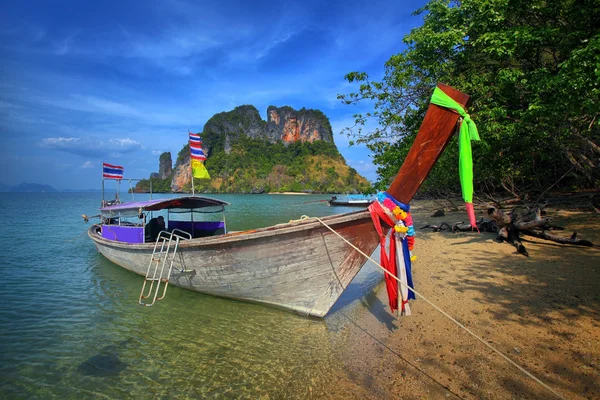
left=189, top=126, right=195, bottom=195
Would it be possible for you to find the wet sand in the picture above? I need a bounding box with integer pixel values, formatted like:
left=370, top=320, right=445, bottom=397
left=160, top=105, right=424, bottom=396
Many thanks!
left=326, top=203, right=600, bottom=399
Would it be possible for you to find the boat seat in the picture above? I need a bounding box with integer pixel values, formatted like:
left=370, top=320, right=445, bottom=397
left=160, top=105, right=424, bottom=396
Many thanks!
left=168, top=221, right=225, bottom=239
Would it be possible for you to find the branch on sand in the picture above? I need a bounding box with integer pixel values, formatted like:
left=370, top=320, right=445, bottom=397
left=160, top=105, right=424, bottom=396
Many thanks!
left=421, top=207, right=594, bottom=257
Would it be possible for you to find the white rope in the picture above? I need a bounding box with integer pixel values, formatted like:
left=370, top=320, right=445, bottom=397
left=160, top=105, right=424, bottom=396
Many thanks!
left=314, top=216, right=565, bottom=400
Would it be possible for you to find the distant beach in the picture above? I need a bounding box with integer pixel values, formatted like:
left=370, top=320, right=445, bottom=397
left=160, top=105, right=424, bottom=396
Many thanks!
left=268, top=192, right=311, bottom=195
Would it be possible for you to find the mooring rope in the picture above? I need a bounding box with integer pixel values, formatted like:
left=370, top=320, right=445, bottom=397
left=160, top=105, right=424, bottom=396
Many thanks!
left=65, top=228, right=90, bottom=242
left=313, top=216, right=565, bottom=400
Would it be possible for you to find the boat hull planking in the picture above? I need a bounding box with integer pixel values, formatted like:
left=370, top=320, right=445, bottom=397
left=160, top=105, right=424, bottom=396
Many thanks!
left=89, top=210, right=381, bottom=317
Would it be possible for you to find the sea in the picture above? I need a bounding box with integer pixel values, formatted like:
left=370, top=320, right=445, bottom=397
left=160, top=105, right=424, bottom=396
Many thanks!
left=0, top=192, right=384, bottom=399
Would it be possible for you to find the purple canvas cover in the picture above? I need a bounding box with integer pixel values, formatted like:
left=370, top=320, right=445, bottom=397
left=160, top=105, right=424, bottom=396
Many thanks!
left=101, top=225, right=144, bottom=243
left=100, top=196, right=229, bottom=212
left=169, top=221, right=225, bottom=232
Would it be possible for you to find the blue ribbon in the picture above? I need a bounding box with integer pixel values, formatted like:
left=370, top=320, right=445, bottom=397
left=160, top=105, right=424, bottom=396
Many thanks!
left=377, top=191, right=410, bottom=212
left=402, top=239, right=416, bottom=300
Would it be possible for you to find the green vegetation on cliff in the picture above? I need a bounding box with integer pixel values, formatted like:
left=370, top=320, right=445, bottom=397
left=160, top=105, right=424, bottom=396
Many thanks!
left=190, top=136, right=369, bottom=193
left=136, top=102, right=370, bottom=194
left=136, top=136, right=371, bottom=194
left=135, top=177, right=171, bottom=193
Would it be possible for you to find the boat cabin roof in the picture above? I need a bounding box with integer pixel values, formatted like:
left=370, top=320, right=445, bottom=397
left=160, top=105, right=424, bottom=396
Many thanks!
left=100, top=196, right=230, bottom=214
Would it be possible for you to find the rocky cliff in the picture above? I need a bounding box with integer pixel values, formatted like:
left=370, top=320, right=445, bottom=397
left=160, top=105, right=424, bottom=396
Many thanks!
left=171, top=148, right=192, bottom=192
left=148, top=152, right=172, bottom=180
left=202, top=105, right=266, bottom=155
left=135, top=104, right=371, bottom=194
left=201, top=105, right=333, bottom=156
left=266, top=106, right=333, bottom=144
left=158, top=152, right=173, bottom=179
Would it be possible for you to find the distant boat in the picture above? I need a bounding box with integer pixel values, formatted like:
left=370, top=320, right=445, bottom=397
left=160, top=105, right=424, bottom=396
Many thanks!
left=327, top=195, right=375, bottom=207
left=87, top=84, right=470, bottom=317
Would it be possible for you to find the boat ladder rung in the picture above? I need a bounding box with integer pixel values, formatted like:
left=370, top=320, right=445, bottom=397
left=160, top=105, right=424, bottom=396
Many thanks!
left=138, top=229, right=191, bottom=307
left=144, top=277, right=168, bottom=283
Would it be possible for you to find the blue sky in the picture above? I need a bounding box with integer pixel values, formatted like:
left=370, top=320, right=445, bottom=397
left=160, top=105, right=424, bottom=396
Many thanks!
left=1, top=0, right=427, bottom=190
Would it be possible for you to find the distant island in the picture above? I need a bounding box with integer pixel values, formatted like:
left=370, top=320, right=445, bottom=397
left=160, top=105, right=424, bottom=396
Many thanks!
left=135, top=104, right=372, bottom=194
left=0, top=184, right=105, bottom=193
left=0, top=183, right=58, bottom=193
left=60, top=188, right=103, bottom=193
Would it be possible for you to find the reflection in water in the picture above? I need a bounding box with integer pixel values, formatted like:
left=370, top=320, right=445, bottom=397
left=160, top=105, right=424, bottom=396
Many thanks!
left=77, top=340, right=129, bottom=377
left=0, top=193, right=384, bottom=398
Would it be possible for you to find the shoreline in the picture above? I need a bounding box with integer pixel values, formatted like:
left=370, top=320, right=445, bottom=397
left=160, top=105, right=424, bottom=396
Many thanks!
left=324, top=202, right=600, bottom=399
left=267, top=192, right=312, bottom=195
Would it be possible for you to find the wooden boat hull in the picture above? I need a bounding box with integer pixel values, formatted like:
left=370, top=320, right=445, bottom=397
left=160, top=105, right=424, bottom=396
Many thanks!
left=89, top=210, right=380, bottom=317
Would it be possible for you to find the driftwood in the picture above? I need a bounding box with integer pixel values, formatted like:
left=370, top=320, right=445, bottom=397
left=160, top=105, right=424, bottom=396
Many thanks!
left=488, top=207, right=594, bottom=256
left=478, top=191, right=600, bottom=213
left=421, top=207, right=594, bottom=257
left=431, top=209, right=445, bottom=217
left=592, top=195, right=600, bottom=213
left=421, top=218, right=497, bottom=233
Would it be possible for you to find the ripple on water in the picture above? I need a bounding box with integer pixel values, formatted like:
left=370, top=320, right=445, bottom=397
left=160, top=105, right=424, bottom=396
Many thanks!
left=0, top=193, right=383, bottom=398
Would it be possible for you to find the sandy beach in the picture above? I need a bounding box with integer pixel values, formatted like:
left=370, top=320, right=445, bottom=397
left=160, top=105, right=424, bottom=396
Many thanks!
left=323, top=202, right=600, bottom=399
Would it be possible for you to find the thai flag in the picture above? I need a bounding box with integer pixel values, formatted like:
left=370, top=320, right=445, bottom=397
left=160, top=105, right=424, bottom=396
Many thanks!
left=189, top=132, right=202, bottom=147
left=189, top=132, right=206, bottom=160
left=190, top=146, right=206, bottom=161
left=103, top=163, right=124, bottom=180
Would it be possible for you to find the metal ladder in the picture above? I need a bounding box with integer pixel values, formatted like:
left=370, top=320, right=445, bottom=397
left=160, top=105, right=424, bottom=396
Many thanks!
left=139, top=229, right=191, bottom=306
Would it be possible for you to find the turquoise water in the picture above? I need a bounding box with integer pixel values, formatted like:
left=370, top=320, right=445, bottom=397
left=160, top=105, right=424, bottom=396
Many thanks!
left=0, top=193, right=382, bottom=398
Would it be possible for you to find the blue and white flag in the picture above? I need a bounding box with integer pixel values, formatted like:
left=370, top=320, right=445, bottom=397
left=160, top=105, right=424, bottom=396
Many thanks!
left=103, top=163, right=124, bottom=180
left=190, top=146, right=207, bottom=161
left=189, top=132, right=202, bottom=146
left=189, top=132, right=207, bottom=161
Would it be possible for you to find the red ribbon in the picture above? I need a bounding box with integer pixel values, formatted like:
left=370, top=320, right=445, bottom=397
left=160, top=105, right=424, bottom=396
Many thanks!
left=368, top=201, right=398, bottom=312
left=465, top=202, right=479, bottom=231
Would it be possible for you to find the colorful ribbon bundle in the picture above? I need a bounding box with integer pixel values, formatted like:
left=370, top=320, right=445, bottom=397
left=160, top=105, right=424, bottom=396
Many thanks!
left=369, top=191, right=416, bottom=315
left=377, top=192, right=416, bottom=261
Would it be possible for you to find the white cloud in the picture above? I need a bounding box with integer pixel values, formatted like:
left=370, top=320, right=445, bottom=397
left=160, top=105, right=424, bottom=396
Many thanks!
left=226, top=28, right=303, bottom=64
left=68, top=94, right=142, bottom=118
left=53, top=30, right=79, bottom=55
left=130, top=32, right=220, bottom=60
left=348, top=159, right=377, bottom=182
left=24, top=92, right=187, bottom=126
left=81, top=161, right=94, bottom=169
left=110, top=138, right=139, bottom=147
left=0, top=100, right=23, bottom=109
left=41, top=136, right=141, bottom=157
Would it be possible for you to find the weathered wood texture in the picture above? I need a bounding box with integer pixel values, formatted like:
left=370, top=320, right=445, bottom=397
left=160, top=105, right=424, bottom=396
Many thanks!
left=90, top=210, right=377, bottom=317
left=488, top=207, right=594, bottom=256
left=388, top=83, right=470, bottom=203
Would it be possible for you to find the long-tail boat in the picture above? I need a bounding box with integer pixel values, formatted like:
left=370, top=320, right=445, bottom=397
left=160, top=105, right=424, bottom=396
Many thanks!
left=88, top=84, right=470, bottom=317
left=327, top=194, right=375, bottom=207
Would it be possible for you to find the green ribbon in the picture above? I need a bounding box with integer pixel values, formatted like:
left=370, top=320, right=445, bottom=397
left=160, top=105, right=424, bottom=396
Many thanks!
left=430, top=87, right=480, bottom=203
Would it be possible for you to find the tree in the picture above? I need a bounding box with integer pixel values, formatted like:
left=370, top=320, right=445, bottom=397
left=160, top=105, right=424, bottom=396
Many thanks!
left=339, top=0, right=600, bottom=196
